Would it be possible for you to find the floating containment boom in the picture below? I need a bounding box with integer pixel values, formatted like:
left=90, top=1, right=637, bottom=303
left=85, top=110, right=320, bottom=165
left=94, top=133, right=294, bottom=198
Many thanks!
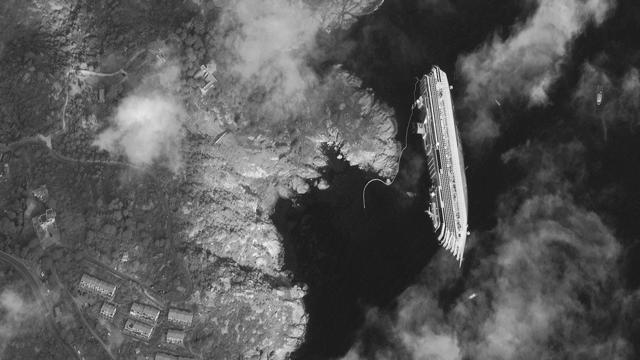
left=415, top=66, right=469, bottom=264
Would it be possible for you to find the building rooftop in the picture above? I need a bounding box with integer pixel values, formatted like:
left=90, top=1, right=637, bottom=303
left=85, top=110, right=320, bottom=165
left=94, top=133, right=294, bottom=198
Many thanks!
left=198, top=63, right=218, bottom=95
left=165, top=329, right=186, bottom=345
left=155, top=354, right=176, bottom=360
left=32, top=208, right=60, bottom=247
left=100, top=302, right=117, bottom=319
left=123, top=319, right=154, bottom=340
left=130, top=302, right=161, bottom=323
left=79, top=273, right=117, bottom=299
left=167, top=308, right=193, bottom=327
left=32, top=185, right=49, bottom=203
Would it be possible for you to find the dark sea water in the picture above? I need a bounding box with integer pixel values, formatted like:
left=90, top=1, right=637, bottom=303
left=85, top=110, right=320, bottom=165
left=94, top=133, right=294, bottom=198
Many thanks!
left=274, top=0, right=640, bottom=358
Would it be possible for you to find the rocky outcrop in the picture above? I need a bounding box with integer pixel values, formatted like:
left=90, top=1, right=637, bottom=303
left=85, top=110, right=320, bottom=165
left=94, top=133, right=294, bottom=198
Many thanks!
left=312, top=0, right=386, bottom=31
left=185, top=253, right=307, bottom=359
left=307, top=69, right=400, bottom=178
left=178, top=66, right=398, bottom=358
left=0, top=1, right=397, bottom=359
left=180, top=64, right=400, bottom=273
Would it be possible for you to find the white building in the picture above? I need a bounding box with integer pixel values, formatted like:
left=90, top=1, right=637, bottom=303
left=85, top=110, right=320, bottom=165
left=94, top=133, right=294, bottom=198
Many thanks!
left=78, top=274, right=117, bottom=299
left=167, top=308, right=193, bottom=327
left=32, top=208, right=60, bottom=248
left=198, top=63, right=217, bottom=95
left=32, top=185, right=49, bottom=203
left=165, top=329, right=186, bottom=345
left=100, top=302, right=117, bottom=319
left=130, top=302, right=160, bottom=323
left=123, top=319, right=154, bottom=340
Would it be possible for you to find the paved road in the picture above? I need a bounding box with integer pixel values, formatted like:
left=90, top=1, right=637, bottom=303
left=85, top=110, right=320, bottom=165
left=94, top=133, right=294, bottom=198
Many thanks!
left=3, top=53, right=144, bottom=171
left=83, top=256, right=166, bottom=309
left=0, top=250, right=80, bottom=360
left=4, top=135, right=142, bottom=170
left=76, top=69, right=127, bottom=78
left=46, top=146, right=143, bottom=169
left=50, top=265, right=116, bottom=360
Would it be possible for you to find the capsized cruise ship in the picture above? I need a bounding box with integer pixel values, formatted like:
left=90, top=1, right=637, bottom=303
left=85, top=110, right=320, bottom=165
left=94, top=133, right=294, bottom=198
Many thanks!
left=415, top=66, right=468, bottom=264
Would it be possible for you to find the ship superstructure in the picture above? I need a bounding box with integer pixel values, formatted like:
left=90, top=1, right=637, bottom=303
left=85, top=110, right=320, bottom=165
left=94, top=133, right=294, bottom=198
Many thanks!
left=416, top=66, right=468, bottom=264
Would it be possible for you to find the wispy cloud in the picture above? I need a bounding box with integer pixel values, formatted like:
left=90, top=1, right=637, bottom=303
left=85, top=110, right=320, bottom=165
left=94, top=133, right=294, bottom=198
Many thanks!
left=458, top=0, right=616, bottom=146
left=218, top=0, right=322, bottom=117
left=0, top=289, right=40, bottom=356
left=0, top=1, right=38, bottom=58
left=572, top=62, right=640, bottom=137
left=343, top=141, right=632, bottom=359
left=93, top=63, right=186, bottom=172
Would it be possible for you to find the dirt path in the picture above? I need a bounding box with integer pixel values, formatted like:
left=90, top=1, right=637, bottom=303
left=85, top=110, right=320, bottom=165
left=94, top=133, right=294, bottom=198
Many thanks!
left=83, top=256, right=166, bottom=309
left=0, top=250, right=80, bottom=360
left=76, top=69, right=127, bottom=78
left=50, top=264, right=116, bottom=360
left=5, top=135, right=143, bottom=170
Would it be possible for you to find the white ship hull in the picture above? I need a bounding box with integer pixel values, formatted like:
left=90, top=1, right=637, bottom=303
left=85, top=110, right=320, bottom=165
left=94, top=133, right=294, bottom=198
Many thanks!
left=417, top=66, right=469, bottom=264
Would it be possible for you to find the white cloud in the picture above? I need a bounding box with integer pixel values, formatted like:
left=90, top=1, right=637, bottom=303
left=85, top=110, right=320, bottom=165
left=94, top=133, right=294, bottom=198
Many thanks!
left=220, top=0, right=321, bottom=115
left=458, top=0, right=616, bottom=145
left=472, top=191, right=623, bottom=359
left=343, top=141, right=631, bottom=360
left=396, top=295, right=462, bottom=360
left=572, top=62, right=640, bottom=136
left=93, top=64, right=186, bottom=171
left=0, top=289, right=40, bottom=356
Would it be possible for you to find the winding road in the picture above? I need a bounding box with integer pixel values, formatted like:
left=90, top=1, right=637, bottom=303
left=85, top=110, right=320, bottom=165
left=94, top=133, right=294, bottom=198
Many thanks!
left=0, top=250, right=80, bottom=360
left=82, top=256, right=166, bottom=309
left=49, top=264, right=116, bottom=360
left=0, top=250, right=118, bottom=359
left=4, top=133, right=143, bottom=170
left=0, top=48, right=203, bottom=359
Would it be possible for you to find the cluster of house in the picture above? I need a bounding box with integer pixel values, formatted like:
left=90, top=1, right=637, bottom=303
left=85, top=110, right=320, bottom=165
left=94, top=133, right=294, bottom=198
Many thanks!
left=78, top=273, right=194, bottom=348
left=33, top=208, right=59, bottom=247
left=198, top=62, right=217, bottom=95
left=30, top=185, right=60, bottom=248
